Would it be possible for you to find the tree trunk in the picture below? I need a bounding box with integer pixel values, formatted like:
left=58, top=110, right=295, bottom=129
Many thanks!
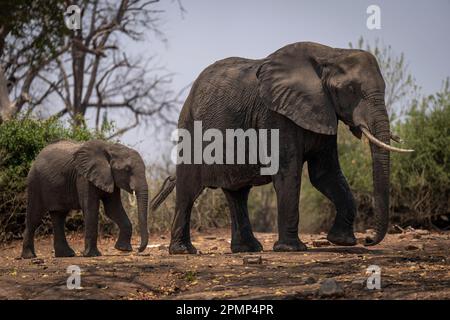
left=72, top=31, right=86, bottom=126
left=0, top=65, right=14, bottom=122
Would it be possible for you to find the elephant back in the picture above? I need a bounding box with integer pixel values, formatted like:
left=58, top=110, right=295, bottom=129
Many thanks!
left=28, top=140, right=83, bottom=210
left=177, top=58, right=271, bottom=188
left=33, top=140, right=81, bottom=168
left=179, top=57, right=268, bottom=132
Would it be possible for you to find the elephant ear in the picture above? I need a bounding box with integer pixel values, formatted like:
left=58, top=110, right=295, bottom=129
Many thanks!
left=73, top=140, right=114, bottom=193
left=256, top=42, right=337, bottom=135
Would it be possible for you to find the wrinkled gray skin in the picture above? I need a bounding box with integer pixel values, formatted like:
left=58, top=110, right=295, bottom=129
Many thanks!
left=154, top=42, right=394, bottom=254
left=21, top=140, right=149, bottom=258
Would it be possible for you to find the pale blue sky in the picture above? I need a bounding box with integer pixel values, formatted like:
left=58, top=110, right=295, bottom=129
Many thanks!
left=120, top=0, right=450, bottom=162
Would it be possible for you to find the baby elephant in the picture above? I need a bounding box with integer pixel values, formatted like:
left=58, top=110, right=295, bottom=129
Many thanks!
left=21, top=140, right=149, bottom=258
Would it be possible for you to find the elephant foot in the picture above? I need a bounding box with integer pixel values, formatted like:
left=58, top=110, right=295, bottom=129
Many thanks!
left=273, top=239, right=307, bottom=252
left=55, top=246, right=76, bottom=258
left=327, top=227, right=357, bottom=246
left=83, top=247, right=102, bottom=257
left=114, top=241, right=133, bottom=252
left=231, top=238, right=263, bottom=253
left=169, top=241, right=197, bottom=254
left=21, top=248, right=36, bottom=259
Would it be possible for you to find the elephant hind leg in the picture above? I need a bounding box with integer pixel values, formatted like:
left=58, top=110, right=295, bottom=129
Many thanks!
left=272, top=162, right=307, bottom=252
left=169, top=166, right=204, bottom=254
left=50, top=211, right=75, bottom=257
left=21, top=194, right=45, bottom=259
left=222, top=187, right=263, bottom=253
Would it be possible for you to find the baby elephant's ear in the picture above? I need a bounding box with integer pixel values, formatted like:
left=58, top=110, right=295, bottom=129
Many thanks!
left=73, top=140, right=114, bottom=193
left=256, top=42, right=337, bottom=135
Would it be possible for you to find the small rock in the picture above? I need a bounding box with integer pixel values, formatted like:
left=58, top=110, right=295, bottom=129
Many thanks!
left=31, top=258, right=44, bottom=265
left=350, top=278, right=366, bottom=289
left=204, top=236, right=217, bottom=240
left=160, top=235, right=166, bottom=239
left=294, top=289, right=316, bottom=298
left=405, top=244, right=423, bottom=251
left=210, top=246, right=218, bottom=251
left=304, top=276, right=317, bottom=284
left=382, top=279, right=393, bottom=288
left=312, top=239, right=330, bottom=247
left=243, top=256, right=262, bottom=265
left=318, top=279, right=344, bottom=297
left=415, top=229, right=430, bottom=236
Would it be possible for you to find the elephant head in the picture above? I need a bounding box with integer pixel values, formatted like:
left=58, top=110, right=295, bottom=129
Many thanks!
left=257, top=42, right=413, bottom=246
left=73, top=140, right=149, bottom=252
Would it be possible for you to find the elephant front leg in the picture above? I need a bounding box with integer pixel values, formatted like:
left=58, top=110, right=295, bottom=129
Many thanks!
left=103, top=190, right=132, bottom=252
left=272, top=173, right=307, bottom=252
left=308, top=141, right=357, bottom=246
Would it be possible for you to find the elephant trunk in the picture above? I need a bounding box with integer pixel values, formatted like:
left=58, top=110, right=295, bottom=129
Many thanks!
left=362, top=100, right=390, bottom=246
left=136, top=188, right=149, bottom=252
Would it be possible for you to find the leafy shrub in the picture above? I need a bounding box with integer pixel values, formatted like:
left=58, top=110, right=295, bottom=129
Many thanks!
left=0, top=115, right=112, bottom=241
left=390, top=83, right=450, bottom=228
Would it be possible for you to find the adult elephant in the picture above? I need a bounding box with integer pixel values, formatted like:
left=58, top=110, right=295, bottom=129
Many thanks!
left=151, top=42, right=413, bottom=254
left=21, top=140, right=149, bottom=258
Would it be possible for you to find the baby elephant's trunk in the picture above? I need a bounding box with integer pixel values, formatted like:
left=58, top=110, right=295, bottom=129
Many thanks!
left=136, top=189, right=149, bottom=252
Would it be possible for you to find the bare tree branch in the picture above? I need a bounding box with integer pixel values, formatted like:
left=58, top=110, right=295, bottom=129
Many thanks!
left=1, top=0, right=184, bottom=137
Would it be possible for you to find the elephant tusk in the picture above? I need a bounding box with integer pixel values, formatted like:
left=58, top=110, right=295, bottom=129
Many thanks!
left=390, top=132, right=403, bottom=144
left=361, top=127, right=414, bottom=153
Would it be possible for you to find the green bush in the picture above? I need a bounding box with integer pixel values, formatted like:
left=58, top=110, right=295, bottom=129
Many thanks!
left=390, top=85, right=450, bottom=227
left=0, top=115, right=112, bottom=241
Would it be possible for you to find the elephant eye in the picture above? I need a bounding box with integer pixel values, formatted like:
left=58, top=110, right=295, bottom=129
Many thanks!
left=125, top=165, right=131, bottom=172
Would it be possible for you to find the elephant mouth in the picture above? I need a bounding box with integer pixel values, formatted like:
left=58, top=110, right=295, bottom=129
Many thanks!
left=359, top=126, right=414, bottom=153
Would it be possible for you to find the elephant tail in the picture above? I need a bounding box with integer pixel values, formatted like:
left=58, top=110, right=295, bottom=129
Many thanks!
left=150, top=176, right=176, bottom=211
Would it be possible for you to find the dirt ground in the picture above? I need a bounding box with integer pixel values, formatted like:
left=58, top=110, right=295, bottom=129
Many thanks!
left=0, top=228, right=449, bottom=300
